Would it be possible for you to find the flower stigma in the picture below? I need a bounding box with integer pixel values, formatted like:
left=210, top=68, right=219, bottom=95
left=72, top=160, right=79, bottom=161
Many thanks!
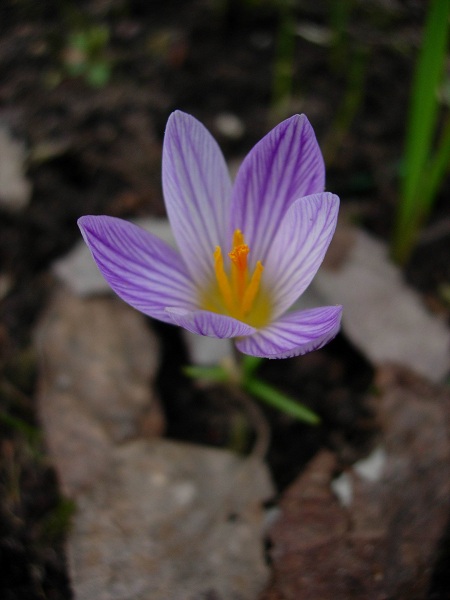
left=201, top=229, right=272, bottom=327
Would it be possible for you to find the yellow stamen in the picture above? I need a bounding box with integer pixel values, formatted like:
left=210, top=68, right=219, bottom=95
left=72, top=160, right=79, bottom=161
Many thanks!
left=214, top=246, right=234, bottom=313
left=210, top=230, right=268, bottom=325
left=242, top=260, right=264, bottom=315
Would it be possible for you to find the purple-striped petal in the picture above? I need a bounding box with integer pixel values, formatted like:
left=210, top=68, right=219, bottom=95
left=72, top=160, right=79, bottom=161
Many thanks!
left=230, top=114, right=325, bottom=267
left=264, top=193, right=339, bottom=319
left=78, top=215, right=197, bottom=323
left=165, top=308, right=256, bottom=338
left=162, top=111, right=233, bottom=287
left=235, top=305, right=342, bottom=358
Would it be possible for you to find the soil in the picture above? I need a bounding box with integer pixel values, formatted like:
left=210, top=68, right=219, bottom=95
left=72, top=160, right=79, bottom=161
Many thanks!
left=0, top=1, right=449, bottom=599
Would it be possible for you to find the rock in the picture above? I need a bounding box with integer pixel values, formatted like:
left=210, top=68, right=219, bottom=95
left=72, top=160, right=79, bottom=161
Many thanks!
left=263, top=365, right=450, bottom=600
left=312, top=225, right=449, bottom=382
left=35, top=285, right=164, bottom=497
left=69, top=440, right=273, bottom=600
left=184, top=331, right=232, bottom=365
left=53, top=242, right=111, bottom=296
left=35, top=284, right=273, bottom=599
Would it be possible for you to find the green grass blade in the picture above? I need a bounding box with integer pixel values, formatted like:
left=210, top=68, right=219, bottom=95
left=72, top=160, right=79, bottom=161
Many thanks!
left=393, top=0, right=450, bottom=263
left=401, top=0, right=449, bottom=205
left=422, top=114, right=450, bottom=214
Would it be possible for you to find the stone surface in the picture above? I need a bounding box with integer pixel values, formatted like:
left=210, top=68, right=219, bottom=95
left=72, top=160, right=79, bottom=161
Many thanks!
left=312, top=225, right=449, bottom=382
left=69, top=440, right=273, bottom=600
left=35, top=284, right=273, bottom=599
left=263, top=365, right=450, bottom=600
left=184, top=330, right=232, bottom=365
left=35, top=285, right=163, bottom=497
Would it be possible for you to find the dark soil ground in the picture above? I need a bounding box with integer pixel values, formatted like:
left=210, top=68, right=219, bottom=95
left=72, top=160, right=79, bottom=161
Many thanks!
left=0, top=1, right=449, bottom=598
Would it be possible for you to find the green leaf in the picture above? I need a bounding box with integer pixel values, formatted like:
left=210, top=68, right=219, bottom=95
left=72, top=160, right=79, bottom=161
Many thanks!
left=241, top=355, right=264, bottom=378
left=243, top=378, right=321, bottom=425
left=392, top=0, right=450, bottom=263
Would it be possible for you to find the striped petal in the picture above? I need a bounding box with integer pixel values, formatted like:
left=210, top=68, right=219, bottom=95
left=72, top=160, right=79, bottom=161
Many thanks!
left=162, top=111, right=233, bottom=288
left=78, top=215, right=197, bottom=323
left=235, top=306, right=342, bottom=358
left=230, top=114, right=325, bottom=267
left=165, top=308, right=256, bottom=338
left=264, top=193, right=339, bottom=319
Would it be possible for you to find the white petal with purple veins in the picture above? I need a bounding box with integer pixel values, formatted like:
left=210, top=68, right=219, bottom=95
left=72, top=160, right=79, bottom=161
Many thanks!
left=230, top=115, right=325, bottom=268
left=235, top=305, right=342, bottom=358
left=264, top=193, right=339, bottom=319
left=162, top=111, right=233, bottom=287
left=166, top=308, right=256, bottom=338
left=78, top=216, right=197, bottom=323
left=79, top=112, right=342, bottom=355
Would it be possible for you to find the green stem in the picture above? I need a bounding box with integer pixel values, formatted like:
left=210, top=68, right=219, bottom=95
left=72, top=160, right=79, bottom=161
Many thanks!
left=183, top=364, right=229, bottom=382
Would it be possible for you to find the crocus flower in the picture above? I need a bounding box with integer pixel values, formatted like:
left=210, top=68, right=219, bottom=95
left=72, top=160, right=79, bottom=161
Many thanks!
left=78, top=111, right=342, bottom=358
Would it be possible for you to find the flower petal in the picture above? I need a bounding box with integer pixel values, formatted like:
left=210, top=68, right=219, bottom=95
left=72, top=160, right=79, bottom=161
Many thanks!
left=231, top=114, right=325, bottom=265
left=162, top=111, right=233, bottom=287
left=264, top=193, right=339, bottom=319
left=235, top=306, right=342, bottom=359
left=78, top=215, right=197, bottom=323
left=165, top=308, right=256, bottom=338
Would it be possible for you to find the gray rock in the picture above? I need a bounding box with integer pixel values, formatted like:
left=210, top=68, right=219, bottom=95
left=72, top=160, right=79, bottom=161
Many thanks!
left=69, top=440, right=273, bottom=600
left=35, top=285, right=273, bottom=599
left=35, top=286, right=163, bottom=497
left=312, top=226, right=449, bottom=382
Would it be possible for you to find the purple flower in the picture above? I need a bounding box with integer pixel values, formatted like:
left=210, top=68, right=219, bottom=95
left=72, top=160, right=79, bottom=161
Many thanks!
left=78, top=111, right=342, bottom=359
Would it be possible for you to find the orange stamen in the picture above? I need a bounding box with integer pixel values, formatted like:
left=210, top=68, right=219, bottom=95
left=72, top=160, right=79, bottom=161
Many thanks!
left=229, top=243, right=249, bottom=302
left=212, top=230, right=265, bottom=323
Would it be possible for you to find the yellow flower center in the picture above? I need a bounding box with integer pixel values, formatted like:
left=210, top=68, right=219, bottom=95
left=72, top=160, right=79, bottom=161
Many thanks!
left=200, top=229, right=272, bottom=327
